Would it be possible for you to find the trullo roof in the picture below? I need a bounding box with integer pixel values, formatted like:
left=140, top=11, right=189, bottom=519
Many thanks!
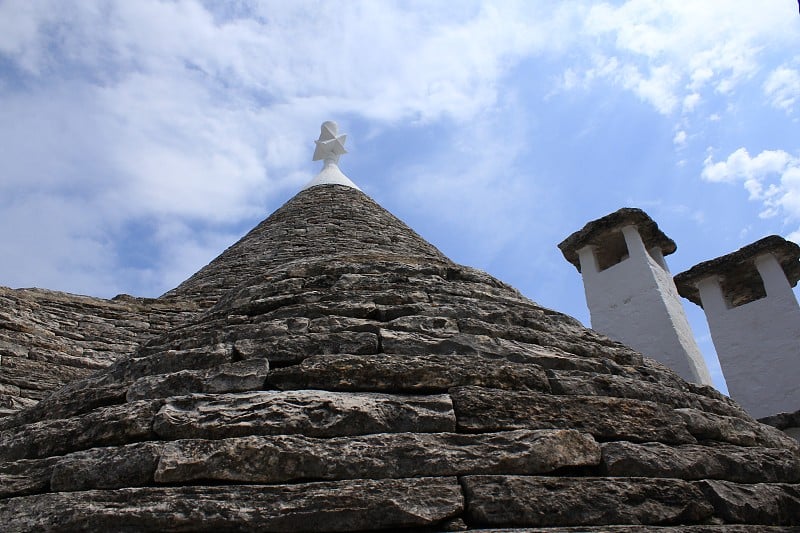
left=1, top=180, right=799, bottom=531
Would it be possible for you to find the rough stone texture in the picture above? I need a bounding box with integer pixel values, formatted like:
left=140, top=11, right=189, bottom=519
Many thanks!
left=0, top=400, right=161, bottom=461
left=558, top=207, right=677, bottom=271
left=0, top=287, right=198, bottom=417
left=0, top=457, right=58, bottom=498
left=463, top=475, right=713, bottom=527
left=451, top=386, right=696, bottom=444
left=675, top=407, right=798, bottom=449
left=466, top=524, right=797, bottom=533
left=601, top=441, right=800, bottom=483
left=50, top=442, right=162, bottom=492
left=269, top=353, right=551, bottom=392
left=1, top=184, right=797, bottom=530
left=162, top=185, right=451, bottom=306
left=674, top=235, right=800, bottom=306
left=126, top=358, right=269, bottom=400
left=548, top=370, right=749, bottom=419
left=760, top=407, right=800, bottom=431
left=0, top=477, right=464, bottom=532
left=152, top=390, right=456, bottom=440
left=154, top=429, right=600, bottom=484
left=696, top=479, right=800, bottom=525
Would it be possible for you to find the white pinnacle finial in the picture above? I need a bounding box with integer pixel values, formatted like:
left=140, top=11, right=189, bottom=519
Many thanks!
left=312, top=121, right=347, bottom=164
left=302, top=121, right=360, bottom=191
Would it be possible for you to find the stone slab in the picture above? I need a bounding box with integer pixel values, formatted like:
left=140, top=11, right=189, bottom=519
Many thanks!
left=0, top=477, right=464, bottom=532
left=0, top=401, right=161, bottom=461
left=548, top=370, right=749, bottom=419
left=126, top=358, right=269, bottom=400
left=268, top=353, right=550, bottom=392
left=462, top=475, right=712, bottom=527
left=0, top=457, right=58, bottom=498
left=601, top=441, right=800, bottom=483
left=451, top=386, right=696, bottom=444
left=152, top=390, right=456, bottom=440
left=675, top=408, right=799, bottom=449
left=50, top=442, right=162, bottom=491
left=154, top=429, right=599, bottom=484
left=695, top=479, right=800, bottom=525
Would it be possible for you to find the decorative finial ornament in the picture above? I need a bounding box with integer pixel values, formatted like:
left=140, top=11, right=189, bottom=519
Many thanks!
left=312, top=121, right=347, bottom=164
left=302, top=120, right=361, bottom=191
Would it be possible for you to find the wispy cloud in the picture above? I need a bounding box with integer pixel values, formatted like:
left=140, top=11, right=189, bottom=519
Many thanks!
left=764, top=65, right=800, bottom=113
left=569, top=1, right=798, bottom=118
left=702, top=147, right=800, bottom=234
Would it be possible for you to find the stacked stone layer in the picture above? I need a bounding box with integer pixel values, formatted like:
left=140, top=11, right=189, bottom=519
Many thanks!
left=1, top=185, right=798, bottom=531
left=0, top=288, right=199, bottom=417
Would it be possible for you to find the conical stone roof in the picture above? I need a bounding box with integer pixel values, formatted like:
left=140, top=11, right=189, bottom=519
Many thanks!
left=1, top=183, right=800, bottom=531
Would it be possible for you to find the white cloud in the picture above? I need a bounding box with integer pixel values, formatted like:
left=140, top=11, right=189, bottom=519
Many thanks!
left=673, top=130, right=687, bottom=147
left=764, top=65, right=800, bottom=113
left=702, top=147, right=800, bottom=223
left=574, top=1, right=798, bottom=117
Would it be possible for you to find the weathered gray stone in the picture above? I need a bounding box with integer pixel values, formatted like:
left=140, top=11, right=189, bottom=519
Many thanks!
left=153, top=390, right=456, bottom=440
left=0, top=400, right=161, bottom=460
left=154, top=429, right=599, bottom=483
left=111, top=343, right=237, bottom=381
left=456, top=316, right=643, bottom=367
left=760, top=408, right=800, bottom=431
left=163, top=185, right=452, bottom=305
left=379, top=329, right=630, bottom=375
left=675, top=408, right=799, bottom=449
left=268, top=353, right=550, bottom=392
left=601, top=441, right=800, bottom=483
left=548, top=370, right=750, bottom=419
left=0, top=373, right=129, bottom=430
left=696, top=479, right=800, bottom=525
left=0, top=286, right=198, bottom=418
left=451, top=386, right=696, bottom=444
left=126, top=359, right=269, bottom=400
left=50, top=442, right=162, bottom=491
left=385, top=314, right=459, bottom=335
left=467, top=527, right=800, bottom=532
left=0, top=457, right=58, bottom=498
left=462, top=475, right=713, bottom=527
left=0, top=477, right=464, bottom=532
left=237, top=331, right=379, bottom=364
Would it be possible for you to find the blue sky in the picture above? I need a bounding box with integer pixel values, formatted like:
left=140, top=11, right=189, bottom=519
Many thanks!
left=1, top=0, right=799, bottom=393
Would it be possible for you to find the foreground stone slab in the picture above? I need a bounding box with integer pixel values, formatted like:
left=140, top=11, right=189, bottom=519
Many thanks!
left=152, top=390, right=456, bottom=440
left=462, top=475, right=713, bottom=527
left=466, top=526, right=800, bottom=532
left=601, top=441, right=800, bottom=483
left=0, top=477, right=464, bottom=532
left=695, top=479, right=800, bottom=525
left=155, top=429, right=599, bottom=484
left=0, top=373, right=129, bottom=430
left=675, top=408, right=798, bottom=449
left=378, top=330, right=629, bottom=375
left=126, top=359, right=269, bottom=400
left=0, top=457, right=58, bottom=498
left=50, top=442, right=162, bottom=491
left=268, top=353, right=550, bottom=392
left=548, top=370, right=749, bottom=419
left=0, top=401, right=161, bottom=461
left=451, top=386, right=696, bottom=444
left=239, top=331, right=380, bottom=364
